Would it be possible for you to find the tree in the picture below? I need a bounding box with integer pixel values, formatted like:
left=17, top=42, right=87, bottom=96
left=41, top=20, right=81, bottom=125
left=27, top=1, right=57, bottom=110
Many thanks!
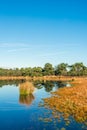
left=43, top=63, right=55, bottom=76
left=55, top=63, right=68, bottom=76
left=31, top=67, right=43, bottom=77
left=83, top=66, right=87, bottom=76
left=68, top=62, right=86, bottom=76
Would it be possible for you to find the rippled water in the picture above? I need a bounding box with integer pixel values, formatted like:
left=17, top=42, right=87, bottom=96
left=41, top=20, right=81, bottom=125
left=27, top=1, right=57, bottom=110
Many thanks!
left=0, top=80, right=86, bottom=130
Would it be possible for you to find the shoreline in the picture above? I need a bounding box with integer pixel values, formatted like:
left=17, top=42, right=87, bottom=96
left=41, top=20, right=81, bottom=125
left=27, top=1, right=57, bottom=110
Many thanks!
left=43, top=76, right=87, bottom=123
left=0, top=76, right=87, bottom=81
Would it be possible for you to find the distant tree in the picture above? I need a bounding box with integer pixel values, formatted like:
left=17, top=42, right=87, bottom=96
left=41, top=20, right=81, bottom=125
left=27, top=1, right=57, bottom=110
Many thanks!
left=0, top=62, right=87, bottom=77
left=14, top=68, right=21, bottom=76
left=43, top=63, right=55, bottom=76
left=0, top=68, right=9, bottom=76
left=68, top=62, right=86, bottom=76
left=55, top=63, right=68, bottom=76
left=25, top=67, right=32, bottom=76
left=31, top=67, right=43, bottom=77
left=83, top=66, right=87, bottom=76
left=20, top=68, right=26, bottom=76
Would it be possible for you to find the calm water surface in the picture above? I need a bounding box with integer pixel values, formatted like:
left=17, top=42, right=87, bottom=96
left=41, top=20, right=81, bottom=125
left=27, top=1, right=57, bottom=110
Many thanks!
left=0, top=80, right=86, bottom=130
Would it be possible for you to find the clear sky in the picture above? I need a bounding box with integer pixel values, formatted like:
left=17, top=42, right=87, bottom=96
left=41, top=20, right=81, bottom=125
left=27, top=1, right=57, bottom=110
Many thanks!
left=0, top=0, right=87, bottom=68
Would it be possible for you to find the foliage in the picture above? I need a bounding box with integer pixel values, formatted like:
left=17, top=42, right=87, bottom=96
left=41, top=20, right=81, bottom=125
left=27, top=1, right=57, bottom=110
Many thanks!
left=55, top=63, right=68, bottom=76
left=0, top=62, right=87, bottom=77
left=68, top=62, right=87, bottom=76
left=43, top=63, right=55, bottom=76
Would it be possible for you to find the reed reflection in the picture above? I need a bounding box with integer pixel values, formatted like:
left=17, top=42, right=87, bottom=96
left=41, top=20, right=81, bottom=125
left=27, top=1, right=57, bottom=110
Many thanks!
left=19, top=81, right=35, bottom=106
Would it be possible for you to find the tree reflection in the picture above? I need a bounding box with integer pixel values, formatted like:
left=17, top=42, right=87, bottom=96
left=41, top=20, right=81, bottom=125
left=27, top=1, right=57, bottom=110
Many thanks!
left=33, top=80, right=54, bottom=92
left=33, top=80, right=69, bottom=92
left=33, top=80, right=43, bottom=89
left=56, top=81, right=67, bottom=88
left=44, top=81, right=54, bottom=92
left=19, top=81, right=35, bottom=106
left=0, top=80, right=24, bottom=87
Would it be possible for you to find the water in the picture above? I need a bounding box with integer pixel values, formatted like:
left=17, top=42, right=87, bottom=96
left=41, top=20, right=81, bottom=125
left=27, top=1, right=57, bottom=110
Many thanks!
left=0, top=80, right=86, bottom=130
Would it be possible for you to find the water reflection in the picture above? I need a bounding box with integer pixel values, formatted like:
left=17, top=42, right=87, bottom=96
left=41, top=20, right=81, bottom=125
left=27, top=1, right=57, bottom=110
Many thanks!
left=19, top=94, right=35, bottom=106
left=43, top=81, right=54, bottom=92
left=0, top=80, right=25, bottom=87
left=56, top=81, right=68, bottom=88
left=0, top=80, right=70, bottom=91
left=0, top=80, right=84, bottom=130
left=19, top=81, right=35, bottom=106
left=33, top=80, right=55, bottom=92
left=33, top=80, right=69, bottom=92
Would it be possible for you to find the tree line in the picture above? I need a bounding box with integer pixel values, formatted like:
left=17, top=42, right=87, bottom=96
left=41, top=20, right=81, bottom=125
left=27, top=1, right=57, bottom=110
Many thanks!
left=0, top=62, right=87, bottom=76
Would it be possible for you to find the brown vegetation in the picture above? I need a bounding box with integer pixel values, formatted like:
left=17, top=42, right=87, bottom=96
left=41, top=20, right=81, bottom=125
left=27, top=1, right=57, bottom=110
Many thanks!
left=0, top=76, right=87, bottom=81
left=0, top=76, right=32, bottom=80
left=19, top=81, right=35, bottom=95
left=19, top=82, right=35, bottom=106
left=19, top=94, right=35, bottom=106
left=43, top=78, right=87, bottom=123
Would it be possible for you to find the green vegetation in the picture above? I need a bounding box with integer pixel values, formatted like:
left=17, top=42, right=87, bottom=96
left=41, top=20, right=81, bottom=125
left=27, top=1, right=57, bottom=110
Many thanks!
left=43, top=63, right=55, bottom=76
left=0, top=62, right=87, bottom=77
left=55, top=63, right=68, bottom=76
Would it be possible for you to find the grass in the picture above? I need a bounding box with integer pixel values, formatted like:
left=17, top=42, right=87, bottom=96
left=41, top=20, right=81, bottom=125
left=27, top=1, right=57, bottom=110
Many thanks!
left=0, top=75, right=87, bottom=81
left=43, top=78, right=87, bottom=123
left=19, top=81, right=35, bottom=95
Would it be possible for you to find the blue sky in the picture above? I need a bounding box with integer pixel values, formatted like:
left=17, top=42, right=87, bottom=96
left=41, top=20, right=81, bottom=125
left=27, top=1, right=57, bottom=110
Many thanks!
left=0, top=0, right=87, bottom=68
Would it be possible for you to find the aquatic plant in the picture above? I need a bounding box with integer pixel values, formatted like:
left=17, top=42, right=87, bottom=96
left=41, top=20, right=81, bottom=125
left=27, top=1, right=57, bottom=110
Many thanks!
left=43, top=78, right=87, bottom=123
left=19, top=81, right=35, bottom=95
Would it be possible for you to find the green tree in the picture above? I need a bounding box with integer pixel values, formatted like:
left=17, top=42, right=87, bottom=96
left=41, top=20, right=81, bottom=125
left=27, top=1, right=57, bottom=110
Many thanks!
left=31, top=67, right=42, bottom=77
left=43, top=63, right=55, bottom=76
left=55, top=63, right=68, bottom=76
left=20, top=68, right=26, bottom=76
left=68, top=62, right=86, bottom=76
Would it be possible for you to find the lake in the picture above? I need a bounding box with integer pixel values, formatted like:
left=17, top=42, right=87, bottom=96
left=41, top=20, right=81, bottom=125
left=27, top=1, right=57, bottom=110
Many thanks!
left=0, top=80, right=86, bottom=130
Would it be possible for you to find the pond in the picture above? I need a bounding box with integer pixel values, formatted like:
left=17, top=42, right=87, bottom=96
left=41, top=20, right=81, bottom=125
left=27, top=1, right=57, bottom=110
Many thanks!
left=0, top=80, right=86, bottom=130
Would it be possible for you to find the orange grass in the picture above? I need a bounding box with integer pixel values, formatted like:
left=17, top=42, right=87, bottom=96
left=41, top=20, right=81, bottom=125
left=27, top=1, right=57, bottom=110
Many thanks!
left=19, top=81, right=35, bottom=95
left=44, top=78, right=87, bottom=123
left=0, top=76, right=87, bottom=81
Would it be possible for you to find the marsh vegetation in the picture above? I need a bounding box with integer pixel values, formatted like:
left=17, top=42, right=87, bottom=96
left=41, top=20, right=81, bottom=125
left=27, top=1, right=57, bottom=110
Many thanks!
left=0, top=79, right=87, bottom=130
